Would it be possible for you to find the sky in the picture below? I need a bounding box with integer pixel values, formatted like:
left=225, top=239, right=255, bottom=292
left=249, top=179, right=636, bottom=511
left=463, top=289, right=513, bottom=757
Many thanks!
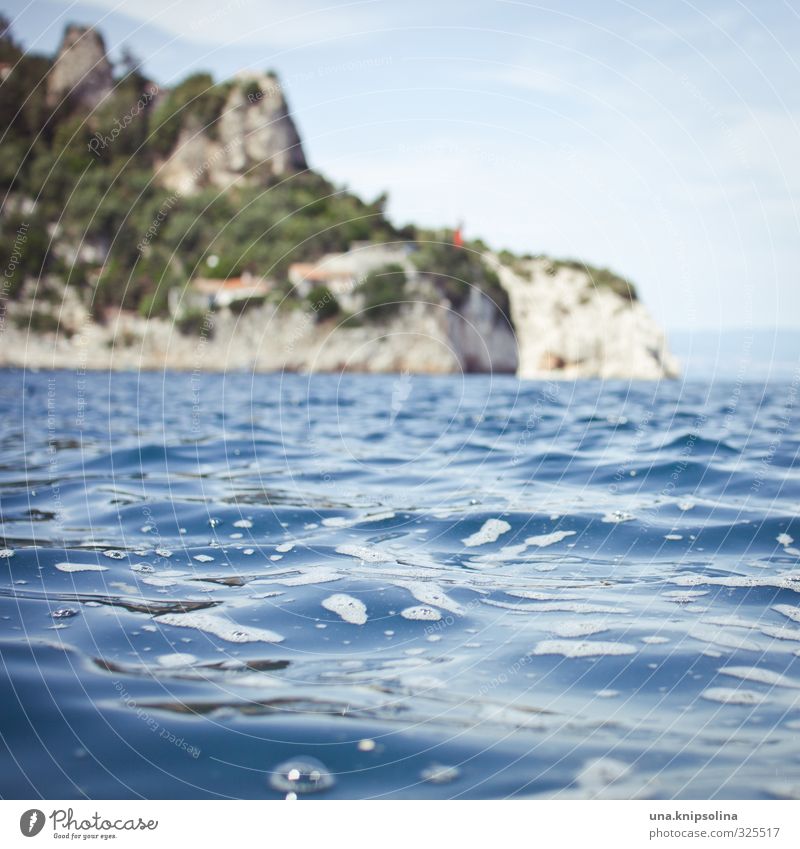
left=4, top=0, right=800, bottom=334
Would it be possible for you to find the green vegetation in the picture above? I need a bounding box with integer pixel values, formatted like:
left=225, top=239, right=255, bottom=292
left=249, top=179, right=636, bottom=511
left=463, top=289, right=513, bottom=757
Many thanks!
left=0, top=17, right=640, bottom=333
left=357, top=263, right=407, bottom=320
left=176, top=308, right=213, bottom=337
left=412, top=239, right=510, bottom=318
left=306, top=285, right=340, bottom=322
left=149, top=73, right=230, bottom=155
left=0, top=18, right=404, bottom=321
left=548, top=258, right=637, bottom=301
left=13, top=309, right=69, bottom=336
left=243, top=80, right=263, bottom=102
left=229, top=295, right=267, bottom=316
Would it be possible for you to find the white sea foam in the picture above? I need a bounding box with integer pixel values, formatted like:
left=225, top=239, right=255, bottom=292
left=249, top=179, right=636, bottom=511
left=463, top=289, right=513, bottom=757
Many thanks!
left=532, top=640, right=637, bottom=657
left=55, top=562, right=108, bottom=573
left=507, top=590, right=567, bottom=600
left=401, top=606, right=442, bottom=621
left=761, top=625, right=800, bottom=642
left=483, top=599, right=626, bottom=614
left=576, top=758, right=631, bottom=793
left=361, top=510, right=396, bottom=523
left=156, top=652, right=197, bottom=667
left=322, top=593, right=367, bottom=625
left=602, top=511, right=635, bottom=524
left=718, top=665, right=800, bottom=689
left=525, top=530, right=576, bottom=547
left=335, top=543, right=395, bottom=563
left=663, top=590, right=708, bottom=604
left=139, top=575, right=178, bottom=588
left=670, top=573, right=800, bottom=592
left=702, top=615, right=763, bottom=630
left=773, top=604, right=800, bottom=623
left=552, top=621, right=610, bottom=638
left=393, top=581, right=463, bottom=615
left=156, top=611, right=284, bottom=643
left=276, top=568, right=341, bottom=587
left=462, top=518, right=511, bottom=547
left=700, top=687, right=768, bottom=706
left=689, top=625, right=766, bottom=652
left=322, top=516, right=351, bottom=527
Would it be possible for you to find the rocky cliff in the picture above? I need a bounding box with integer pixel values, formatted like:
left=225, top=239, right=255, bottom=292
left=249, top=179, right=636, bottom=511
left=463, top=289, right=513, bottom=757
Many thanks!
left=0, top=262, right=676, bottom=378
left=488, top=256, right=678, bottom=379
left=46, top=25, right=113, bottom=109
left=1, top=22, right=678, bottom=380
left=158, top=71, right=307, bottom=194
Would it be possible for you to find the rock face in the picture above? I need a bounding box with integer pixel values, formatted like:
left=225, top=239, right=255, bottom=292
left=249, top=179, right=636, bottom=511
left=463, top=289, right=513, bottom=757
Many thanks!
left=488, top=255, right=678, bottom=379
left=446, top=288, right=517, bottom=373
left=0, top=267, right=676, bottom=378
left=13, top=24, right=677, bottom=380
left=1, top=255, right=677, bottom=378
left=0, top=287, right=503, bottom=375
left=158, top=71, right=307, bottom=195
left=46, top=24, right=113, bottom=109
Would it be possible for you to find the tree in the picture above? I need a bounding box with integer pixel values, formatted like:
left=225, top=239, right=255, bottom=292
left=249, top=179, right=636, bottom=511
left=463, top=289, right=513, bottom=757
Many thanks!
left=358, top=263, right=407, bottom=320
left=307, top=285, right=340, bottom=322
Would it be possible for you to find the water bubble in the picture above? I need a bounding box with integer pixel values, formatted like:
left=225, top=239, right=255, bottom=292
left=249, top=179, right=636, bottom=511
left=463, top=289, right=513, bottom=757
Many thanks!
left=269, top=757, right=335, bottom=794
left=103, top=549, right=126, bottom=559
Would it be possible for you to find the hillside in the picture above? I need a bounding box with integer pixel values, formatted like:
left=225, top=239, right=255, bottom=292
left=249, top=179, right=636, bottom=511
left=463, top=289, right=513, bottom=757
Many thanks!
left=0, top=20, right=678, bottom=378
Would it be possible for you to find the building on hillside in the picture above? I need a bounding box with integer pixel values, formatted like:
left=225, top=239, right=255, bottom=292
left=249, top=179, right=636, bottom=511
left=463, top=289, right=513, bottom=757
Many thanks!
left=288, top=242, right=414, bottom=310
left=171, top=271, right=272, bottom=315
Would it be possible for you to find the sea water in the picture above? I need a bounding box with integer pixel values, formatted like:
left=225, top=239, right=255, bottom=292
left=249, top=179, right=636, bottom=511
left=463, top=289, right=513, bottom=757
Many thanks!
left=0, top=369, right=799, bottom=799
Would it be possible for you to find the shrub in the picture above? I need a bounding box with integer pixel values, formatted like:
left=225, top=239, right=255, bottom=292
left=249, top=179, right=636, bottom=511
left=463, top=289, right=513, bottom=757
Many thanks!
left=550, top=259, right=637, bottom=301
left=176, top=308, right=214, bottom=337
left=306, top=285, right=340, bottom=322
left=357, top=263, right=407, bottom=321
left=149, top=73, right=230, bottom=156
left=14, top=309, right=68, bottom=336
left=229, top=296, right=267, bottom=316
left=244, top=81, right=263, bottom=102
left=412, top=239, right=510, bottom=318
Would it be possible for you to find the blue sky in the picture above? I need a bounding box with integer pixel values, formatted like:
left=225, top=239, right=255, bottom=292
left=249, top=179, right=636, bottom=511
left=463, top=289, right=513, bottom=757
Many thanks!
left=4, top=0, right=800, bottom=333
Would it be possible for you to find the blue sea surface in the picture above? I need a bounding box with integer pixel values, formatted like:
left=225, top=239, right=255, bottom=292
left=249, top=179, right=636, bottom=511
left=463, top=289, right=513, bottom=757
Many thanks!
left=1, top=369, right=799, bottom=799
